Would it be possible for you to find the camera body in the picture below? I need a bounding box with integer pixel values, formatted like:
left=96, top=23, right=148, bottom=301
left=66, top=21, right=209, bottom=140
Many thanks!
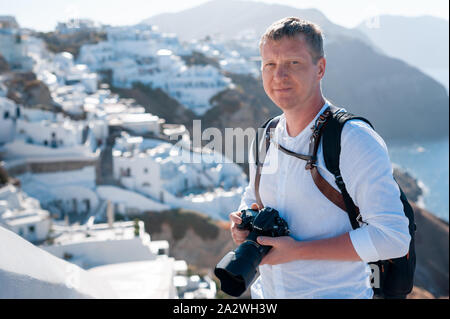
left=214, top=207, right=289, bottom=297
left=238, top=207, right=289, bottom=238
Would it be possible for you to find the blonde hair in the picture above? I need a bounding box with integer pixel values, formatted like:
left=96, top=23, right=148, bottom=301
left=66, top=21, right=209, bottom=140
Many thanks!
left=260, top=17, right=324, bottom=64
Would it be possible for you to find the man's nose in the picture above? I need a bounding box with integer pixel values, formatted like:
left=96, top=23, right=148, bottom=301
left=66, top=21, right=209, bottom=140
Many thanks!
left=274, top=65, right=288, bottom=80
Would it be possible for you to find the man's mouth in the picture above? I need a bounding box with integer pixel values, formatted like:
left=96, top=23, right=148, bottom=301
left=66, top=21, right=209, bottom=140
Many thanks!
left=273, top=88, right=292, bottom=93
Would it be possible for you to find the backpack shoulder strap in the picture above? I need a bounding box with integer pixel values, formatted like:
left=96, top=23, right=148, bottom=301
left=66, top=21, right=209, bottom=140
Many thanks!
left=321, top=105, right=373, bottom=229
left=254, top=116, right=280, bottom=208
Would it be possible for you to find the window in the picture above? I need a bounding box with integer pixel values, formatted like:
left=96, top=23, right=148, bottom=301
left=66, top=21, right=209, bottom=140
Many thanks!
left=144, top=168, right=148, bottom=174
left=28, top=225, right=35, bottom=233
left=142, top=182, right=150, bottom=187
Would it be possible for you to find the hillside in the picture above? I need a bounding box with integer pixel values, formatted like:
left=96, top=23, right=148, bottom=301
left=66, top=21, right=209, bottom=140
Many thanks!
left=110, top=83, right=197, bottom=130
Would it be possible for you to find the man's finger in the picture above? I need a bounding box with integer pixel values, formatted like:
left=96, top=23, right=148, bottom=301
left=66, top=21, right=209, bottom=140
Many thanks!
left=229, top=212, right=242, bottom=224
left=250, top=203, right=260, bottom=210
left=257, top=236, right=276, bottom=246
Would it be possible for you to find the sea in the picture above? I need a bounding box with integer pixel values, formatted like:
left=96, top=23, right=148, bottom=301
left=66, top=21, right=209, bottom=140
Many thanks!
left=386, top=138, right=449, bottom=223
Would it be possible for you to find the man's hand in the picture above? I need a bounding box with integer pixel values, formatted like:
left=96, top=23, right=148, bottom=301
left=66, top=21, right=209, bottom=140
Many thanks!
left=229, top=203, right=260, bottom=245
left=257, top=236, right=301, bottom=265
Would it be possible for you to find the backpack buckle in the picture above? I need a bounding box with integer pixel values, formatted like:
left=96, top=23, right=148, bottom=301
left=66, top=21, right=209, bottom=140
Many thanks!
left=356, top=213, right=367, bottom=226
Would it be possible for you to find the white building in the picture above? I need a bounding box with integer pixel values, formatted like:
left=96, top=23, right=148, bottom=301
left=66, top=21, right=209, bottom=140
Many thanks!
left=29, top=48, right=99, bottom=116
left=187, top=37, right=260, bottom=78
left=1, top=220, right=184, bottom=298
left=0, top=184, right=51, bottom=243
left=1, top=107, right=103, bottom=165
left=108, top=112, right=161, bottom=135
left=219, top=51, right=260, bottom=77
left=16, top=117, right=85, bottom=148
left=16, top=167, right=99, bottom=218
left=53, top=52, right=98, bottom=94
left=167, top=64, right=233, bottom=115
left=96, top=185, right=170, bottom=215
left=42, top=220, right=179, bottom=298
left=78, top=24, right=231, bottom=115
left=43, top=221, right=167, bottom=267
left=112, top=135, right=247, bottom=220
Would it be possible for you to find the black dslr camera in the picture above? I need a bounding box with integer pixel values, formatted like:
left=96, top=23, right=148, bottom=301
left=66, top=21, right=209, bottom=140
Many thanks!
left=214, top=207, right=289, bottom=297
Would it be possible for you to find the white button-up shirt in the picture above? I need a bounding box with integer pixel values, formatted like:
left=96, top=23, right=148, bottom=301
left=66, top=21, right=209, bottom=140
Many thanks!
left=239, top=102, right=411, bottom=299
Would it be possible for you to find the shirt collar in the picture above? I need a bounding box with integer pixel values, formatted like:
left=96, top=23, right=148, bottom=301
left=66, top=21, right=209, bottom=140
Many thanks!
left=279, top=100, right=331, bottom=142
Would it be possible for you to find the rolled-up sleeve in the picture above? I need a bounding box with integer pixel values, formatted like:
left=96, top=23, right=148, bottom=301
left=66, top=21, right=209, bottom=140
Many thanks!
left=340, top=121, right=411, bottom=263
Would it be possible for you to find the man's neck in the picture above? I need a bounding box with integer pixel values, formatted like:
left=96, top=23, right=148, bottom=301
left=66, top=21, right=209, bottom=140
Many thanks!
left=284, top=95, right=326, bottom=137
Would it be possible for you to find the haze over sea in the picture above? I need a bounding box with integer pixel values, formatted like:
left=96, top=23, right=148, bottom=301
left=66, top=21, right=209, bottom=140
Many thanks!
left=387, top=138, right=449, bottom=222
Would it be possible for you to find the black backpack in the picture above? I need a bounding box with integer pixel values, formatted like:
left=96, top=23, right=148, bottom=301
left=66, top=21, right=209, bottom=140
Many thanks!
left=255, top=105, right=416, bottom=299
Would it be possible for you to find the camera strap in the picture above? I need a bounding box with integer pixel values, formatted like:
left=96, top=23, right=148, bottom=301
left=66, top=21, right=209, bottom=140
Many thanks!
left=254, top=107, right=360, bottom=222
left=305, top=108, right=360, bottom=220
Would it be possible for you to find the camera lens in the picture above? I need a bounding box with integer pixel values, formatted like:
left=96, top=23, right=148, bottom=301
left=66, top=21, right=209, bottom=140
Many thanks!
left=214, top=239, right=270, bottom=297
left=214, top=207, right=288, bottom=297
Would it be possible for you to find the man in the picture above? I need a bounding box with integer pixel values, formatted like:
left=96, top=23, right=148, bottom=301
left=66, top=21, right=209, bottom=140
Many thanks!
left=229, top=17, right=411, bottom=299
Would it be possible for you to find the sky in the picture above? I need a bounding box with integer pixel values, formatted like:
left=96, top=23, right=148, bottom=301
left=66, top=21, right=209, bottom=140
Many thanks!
left=0, top=0, right=449, bottom=32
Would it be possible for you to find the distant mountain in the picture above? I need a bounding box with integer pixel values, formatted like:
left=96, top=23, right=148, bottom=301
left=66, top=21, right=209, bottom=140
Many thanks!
left=322, top=36, right=449, bottom=140
left=142, top=0, right=370, bottom=44
left=357, top=15, right=449, bottom=70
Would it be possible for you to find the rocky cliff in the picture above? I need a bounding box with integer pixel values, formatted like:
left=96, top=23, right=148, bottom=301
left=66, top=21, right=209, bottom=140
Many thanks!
left=410, top=202, right=449, bottom=298
left=4, top=72, right=54, bottom=108
left=110, top=83, right=197, bottom=131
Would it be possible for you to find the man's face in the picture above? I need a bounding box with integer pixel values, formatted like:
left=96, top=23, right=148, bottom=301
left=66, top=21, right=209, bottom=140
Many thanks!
left=261, top=35, right=326, bottom=111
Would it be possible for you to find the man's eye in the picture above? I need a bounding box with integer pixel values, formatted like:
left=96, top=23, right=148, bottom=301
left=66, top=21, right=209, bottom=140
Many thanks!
left=291, top=61, right=299, bottom=65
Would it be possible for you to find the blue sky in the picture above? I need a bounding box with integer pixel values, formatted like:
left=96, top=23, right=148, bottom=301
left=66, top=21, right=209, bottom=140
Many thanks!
left=1, top=0, right=449, bottom=31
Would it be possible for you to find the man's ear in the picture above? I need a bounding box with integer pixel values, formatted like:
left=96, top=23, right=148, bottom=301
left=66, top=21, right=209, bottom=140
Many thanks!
left=317, top=57, right=326, bottom=80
